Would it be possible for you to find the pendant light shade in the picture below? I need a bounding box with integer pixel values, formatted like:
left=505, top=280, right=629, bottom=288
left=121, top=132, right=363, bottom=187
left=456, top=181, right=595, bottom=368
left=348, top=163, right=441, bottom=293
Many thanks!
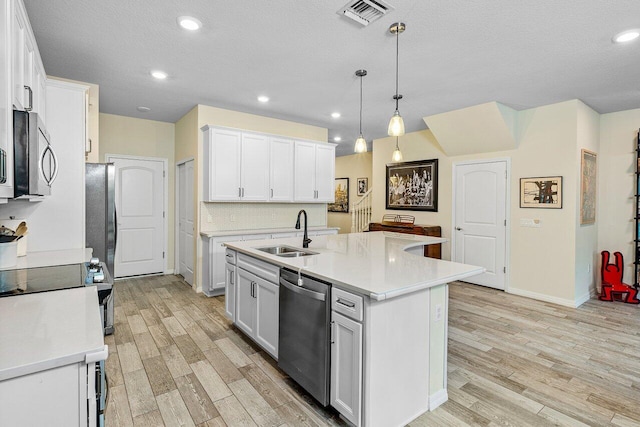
left=354, top=69, right=368, bottom=153
left=388, top=22, right=406, bottom=137
left=392, top=137, right=403, bottom=162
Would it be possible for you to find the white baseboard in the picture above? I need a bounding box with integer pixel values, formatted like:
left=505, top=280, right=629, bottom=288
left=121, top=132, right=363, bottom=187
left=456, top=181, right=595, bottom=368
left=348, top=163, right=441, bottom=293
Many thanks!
left=164, top=269, right=175, bottom=275
left=429, top=389, right=448, bottom=410
left=507, top=287, right=587, bottom=308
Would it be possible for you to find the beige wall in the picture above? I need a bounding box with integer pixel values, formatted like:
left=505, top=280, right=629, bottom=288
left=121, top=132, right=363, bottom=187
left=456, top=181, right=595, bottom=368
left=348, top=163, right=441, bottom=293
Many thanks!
left=328, top=153, right=372, bottom=233
left=99, top=113, right=176, bottom=272
left=373, top=100, right=597, bottom=307
left=599, top=108, right=640, bottom=286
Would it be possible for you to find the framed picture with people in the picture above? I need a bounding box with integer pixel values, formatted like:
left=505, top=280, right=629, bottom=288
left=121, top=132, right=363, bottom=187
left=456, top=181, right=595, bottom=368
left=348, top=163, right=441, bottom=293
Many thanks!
left=386, top=159, right=438, bottom=211
left=357, top=177, right=368, bottom=195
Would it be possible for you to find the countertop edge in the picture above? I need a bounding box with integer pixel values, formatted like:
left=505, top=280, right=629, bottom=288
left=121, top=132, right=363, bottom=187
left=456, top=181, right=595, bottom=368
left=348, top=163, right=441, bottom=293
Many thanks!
left=200, top=227, right=340, bottom=238
left=0, top=346, right=105, bottom=381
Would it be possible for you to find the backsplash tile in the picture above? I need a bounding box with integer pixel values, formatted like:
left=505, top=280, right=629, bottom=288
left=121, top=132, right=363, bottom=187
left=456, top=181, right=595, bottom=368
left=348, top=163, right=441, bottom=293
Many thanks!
left=200, top=203, right=328, bottom=232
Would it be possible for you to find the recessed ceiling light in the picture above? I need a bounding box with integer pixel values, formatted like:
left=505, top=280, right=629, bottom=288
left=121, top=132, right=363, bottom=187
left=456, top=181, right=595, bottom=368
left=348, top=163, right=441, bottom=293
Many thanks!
left=177, top=16, right=202, bottom=31
left=331, top=112, right=341, bottom=119
left=258, top=95, right=269, bottom=103
left=137, top=106, right=151, bottom=113
left=613, top=29, right=640, bottom=43
left=151, top=70, right=168, bottom=80
left=334, top=136, right=342, bottom=142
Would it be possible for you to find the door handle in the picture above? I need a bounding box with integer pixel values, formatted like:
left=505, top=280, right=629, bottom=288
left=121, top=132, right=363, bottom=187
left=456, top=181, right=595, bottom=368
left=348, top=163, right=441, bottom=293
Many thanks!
left=238, top=187, right=241, bottom=197
left=336, top=298, right=355, bottom=308
left=24, top=86, right=33, bottom=111
left=456, top=227, right=463, bottom=231
left=330, top=320, right=335, bottom=344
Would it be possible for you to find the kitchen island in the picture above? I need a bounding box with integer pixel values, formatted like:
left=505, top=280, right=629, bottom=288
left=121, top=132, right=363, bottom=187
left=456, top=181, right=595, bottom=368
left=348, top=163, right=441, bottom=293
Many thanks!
left=224, top=231, right=484, bottom=427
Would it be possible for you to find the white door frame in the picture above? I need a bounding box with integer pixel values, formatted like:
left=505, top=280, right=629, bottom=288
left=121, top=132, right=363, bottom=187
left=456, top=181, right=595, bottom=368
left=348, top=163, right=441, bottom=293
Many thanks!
left=105, top=153, right=170, bottom=275
left=451, top=157, right=511, bottom=292
left=175, top=157, right=195, bottom=287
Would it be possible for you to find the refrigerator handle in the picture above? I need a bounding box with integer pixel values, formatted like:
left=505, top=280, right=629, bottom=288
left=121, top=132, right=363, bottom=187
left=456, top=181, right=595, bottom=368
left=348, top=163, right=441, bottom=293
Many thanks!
left=114, top=207, right=118, bottom=253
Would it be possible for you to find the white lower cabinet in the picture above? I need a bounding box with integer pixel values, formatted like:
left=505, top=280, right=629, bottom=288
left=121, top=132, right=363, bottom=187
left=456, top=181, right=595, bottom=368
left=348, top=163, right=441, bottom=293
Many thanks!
left=331, top=294, right=363, bottom=426
left=234, top=254, right=279, bottom=359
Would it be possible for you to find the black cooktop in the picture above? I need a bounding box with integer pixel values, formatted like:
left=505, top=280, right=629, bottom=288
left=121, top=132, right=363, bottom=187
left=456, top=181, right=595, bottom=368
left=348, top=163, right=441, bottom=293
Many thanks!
left=0, top=263, right=87, bottom=297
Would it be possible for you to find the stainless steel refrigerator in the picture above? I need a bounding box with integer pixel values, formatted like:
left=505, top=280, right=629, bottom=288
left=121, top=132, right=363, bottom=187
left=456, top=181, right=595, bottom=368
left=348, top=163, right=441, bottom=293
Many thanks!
left=85, top=163, right=116, bottom=277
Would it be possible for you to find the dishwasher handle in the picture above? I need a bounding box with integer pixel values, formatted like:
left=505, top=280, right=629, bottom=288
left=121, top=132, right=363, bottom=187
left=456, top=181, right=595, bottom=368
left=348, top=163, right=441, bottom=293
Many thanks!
left=280, top=277, right=326, bottom=301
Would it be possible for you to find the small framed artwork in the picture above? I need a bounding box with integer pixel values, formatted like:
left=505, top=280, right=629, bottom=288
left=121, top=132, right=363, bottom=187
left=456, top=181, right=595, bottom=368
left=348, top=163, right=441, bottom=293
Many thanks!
left=328, top=178, right=349, bottom=213
left=580, top=149, right=597, bottom=224
left=386, top=159, right=438, bottom=211
left=357, top=177, right=368, bottom=196
left=520, top=176, right=563, bottom=208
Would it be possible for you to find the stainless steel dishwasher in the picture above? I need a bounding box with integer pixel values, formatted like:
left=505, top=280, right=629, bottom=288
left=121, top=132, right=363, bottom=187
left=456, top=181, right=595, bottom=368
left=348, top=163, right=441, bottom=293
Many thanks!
left=278, top=268, right=331, bottom=406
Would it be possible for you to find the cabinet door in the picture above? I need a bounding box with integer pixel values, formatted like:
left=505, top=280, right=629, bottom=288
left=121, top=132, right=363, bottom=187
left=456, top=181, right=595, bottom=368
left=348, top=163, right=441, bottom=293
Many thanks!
left=330, top=311, right=363, bottom=426
left=235, top=268, right=256, bottom=336
left=315, top=144, right=336, bottom=202
left=11, top=0, right=26, bottom=110
left=225, top=263, right=236, bottom=321
left=207, top=128, right=241, bottom=201
left=269, top=137, right=294, bottom=201
left=255, top=277, right=279, bottom=359
left=211, top=236, right=242, bottom=294
left=241, top=132, right=269, bottom=201
left=22, top=29, right=34, bottom=110
left=294, top=140, right=316, bottom=202
left=34, top=61, right=46, bottom=122
left=0, top=0, right=13, bottom=198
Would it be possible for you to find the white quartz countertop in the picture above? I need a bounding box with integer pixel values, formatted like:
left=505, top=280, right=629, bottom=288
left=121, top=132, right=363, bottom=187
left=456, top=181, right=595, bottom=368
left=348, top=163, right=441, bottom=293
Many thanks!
left=0, top=287, right=105, bottom=381
left=200, top=227, right=339, bottom=238
left=225, top=232, right=484, bottom=301
left=0, top=248, right=92, bottom=271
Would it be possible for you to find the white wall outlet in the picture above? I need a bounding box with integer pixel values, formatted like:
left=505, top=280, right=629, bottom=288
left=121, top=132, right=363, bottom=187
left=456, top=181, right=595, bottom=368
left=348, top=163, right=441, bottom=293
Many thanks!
left=230, top=215, right=236, bottom=222
left=271, top=213, right=276, bottom=220
left=435, top=304, right=443, bottom=322
left=587, top=263, right=591, bottom=273
left=207, top=214, right=213, bottom=223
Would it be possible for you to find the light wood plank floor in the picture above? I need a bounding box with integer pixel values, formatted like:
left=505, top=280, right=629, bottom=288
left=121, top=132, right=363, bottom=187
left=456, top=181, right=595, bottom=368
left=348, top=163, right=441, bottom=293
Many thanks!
left=106, top=276, right=640, bottom=426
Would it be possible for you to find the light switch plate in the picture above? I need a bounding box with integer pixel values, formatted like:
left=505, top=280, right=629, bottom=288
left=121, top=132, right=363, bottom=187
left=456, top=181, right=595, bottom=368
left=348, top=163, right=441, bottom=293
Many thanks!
left=520, top=218, right=541, bottom=228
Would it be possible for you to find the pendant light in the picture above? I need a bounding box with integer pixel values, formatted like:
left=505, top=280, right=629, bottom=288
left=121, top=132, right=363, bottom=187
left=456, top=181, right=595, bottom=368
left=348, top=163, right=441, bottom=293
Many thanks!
left=354, top=69, right=368, bottom=153
left=392, top=137, right=403, bottom=162
left=388, top=22, right=406, bottom=137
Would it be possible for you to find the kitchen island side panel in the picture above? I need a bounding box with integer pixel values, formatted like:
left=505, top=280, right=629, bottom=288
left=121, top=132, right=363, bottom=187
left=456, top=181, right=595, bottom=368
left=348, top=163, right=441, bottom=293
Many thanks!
left=363, top=287, right=432, bottom=427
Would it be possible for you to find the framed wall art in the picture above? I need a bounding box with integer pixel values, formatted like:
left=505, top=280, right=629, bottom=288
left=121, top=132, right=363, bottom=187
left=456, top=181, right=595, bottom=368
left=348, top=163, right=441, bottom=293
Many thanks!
left=357, top=177, right=368, bottom=196
left=328, top=177, right=349, bottom=213
left=580, top=149, right=597, bottom=224
left=386, top=159, right=438, bottom=211
left=520, top=176, right=563, bottom=208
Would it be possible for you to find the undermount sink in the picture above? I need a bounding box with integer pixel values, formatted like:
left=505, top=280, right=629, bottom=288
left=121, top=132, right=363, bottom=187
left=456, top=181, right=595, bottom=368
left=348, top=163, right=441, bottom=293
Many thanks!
left=256, top=245, right=318, bottom=258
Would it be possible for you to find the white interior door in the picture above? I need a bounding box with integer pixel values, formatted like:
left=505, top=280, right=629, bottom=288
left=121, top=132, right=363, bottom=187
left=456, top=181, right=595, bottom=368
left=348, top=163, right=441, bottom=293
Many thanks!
left=178, top=160, right=194, bottom=285
left=453, top=161, right=507, bottom=290
left=110, top=156, right=165, bottom=278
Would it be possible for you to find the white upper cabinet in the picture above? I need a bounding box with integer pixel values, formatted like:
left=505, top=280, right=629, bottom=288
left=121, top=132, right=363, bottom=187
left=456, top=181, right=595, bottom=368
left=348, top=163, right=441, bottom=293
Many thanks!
left=240, top=132, right=269, bottom=201
left=315, top=143, right=335, bottom=202
left=294, top=140, right=335, bottom=202
left=203, top=125, right=335, bottom=204
left=203, top=127, right=241, bottom=201
left=11, top=0, right=45, bottom=117
left=1, top=0, right=48, bottom=199
left=269, top=137, right=294, bottom=201
left=293, top=140, right=316, bottom=202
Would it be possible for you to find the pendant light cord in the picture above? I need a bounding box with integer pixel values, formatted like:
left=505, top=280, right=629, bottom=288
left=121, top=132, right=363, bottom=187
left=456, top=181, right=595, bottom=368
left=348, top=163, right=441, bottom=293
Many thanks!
left=395, top=28, right=399, bottom=111
left=359, top=75, right=363, bottom=135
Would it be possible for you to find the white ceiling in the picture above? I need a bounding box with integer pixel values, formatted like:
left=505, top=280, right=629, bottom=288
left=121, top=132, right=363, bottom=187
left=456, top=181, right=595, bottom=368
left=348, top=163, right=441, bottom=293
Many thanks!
left=24, top=1, right=640, bottom=156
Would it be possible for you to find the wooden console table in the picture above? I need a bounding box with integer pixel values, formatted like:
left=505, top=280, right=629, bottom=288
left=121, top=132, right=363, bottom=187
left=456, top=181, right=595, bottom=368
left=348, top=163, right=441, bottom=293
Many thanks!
left=369, top=222, right=442, bottom=259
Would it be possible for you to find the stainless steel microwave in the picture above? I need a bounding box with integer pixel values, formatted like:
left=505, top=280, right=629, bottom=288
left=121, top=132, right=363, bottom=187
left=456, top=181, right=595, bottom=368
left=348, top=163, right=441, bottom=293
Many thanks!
left=13, top=110, right=58, bottom=198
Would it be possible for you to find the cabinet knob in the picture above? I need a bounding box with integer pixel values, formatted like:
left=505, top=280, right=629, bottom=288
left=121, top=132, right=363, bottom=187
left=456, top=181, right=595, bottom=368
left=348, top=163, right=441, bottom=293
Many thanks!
left=455, top=227, right=463, bottom=231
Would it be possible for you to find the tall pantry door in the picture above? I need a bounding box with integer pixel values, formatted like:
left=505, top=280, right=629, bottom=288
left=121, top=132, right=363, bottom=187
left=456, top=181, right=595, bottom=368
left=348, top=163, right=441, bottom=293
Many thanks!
left=109, top=156, right=165, bottom=278
left=177, top=160, right=194, bottom=285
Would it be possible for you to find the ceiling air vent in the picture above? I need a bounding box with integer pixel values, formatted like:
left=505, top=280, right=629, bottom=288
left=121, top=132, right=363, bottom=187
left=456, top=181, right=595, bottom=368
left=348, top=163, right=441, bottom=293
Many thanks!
left=338, top=0, right=394, bottom=27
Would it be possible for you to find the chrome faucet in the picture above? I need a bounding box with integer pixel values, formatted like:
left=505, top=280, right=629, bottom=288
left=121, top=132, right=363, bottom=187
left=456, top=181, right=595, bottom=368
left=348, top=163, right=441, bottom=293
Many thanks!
left=295, top=209, right=312, bottom=248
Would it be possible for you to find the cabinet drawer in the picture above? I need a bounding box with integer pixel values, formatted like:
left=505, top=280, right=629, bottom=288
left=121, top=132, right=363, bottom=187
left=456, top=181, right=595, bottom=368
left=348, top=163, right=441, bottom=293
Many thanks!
left=237, top=253, right=279, bottom=284
left=225, top=249, right=237, bottom=265
left=332, top=287, right=363, bottom=322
